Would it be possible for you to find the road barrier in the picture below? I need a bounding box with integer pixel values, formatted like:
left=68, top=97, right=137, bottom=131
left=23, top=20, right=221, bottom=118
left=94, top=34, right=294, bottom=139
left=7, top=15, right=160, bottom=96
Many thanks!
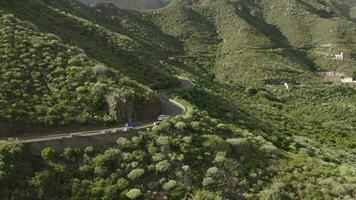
left=18, top=78, right=192, bottom=154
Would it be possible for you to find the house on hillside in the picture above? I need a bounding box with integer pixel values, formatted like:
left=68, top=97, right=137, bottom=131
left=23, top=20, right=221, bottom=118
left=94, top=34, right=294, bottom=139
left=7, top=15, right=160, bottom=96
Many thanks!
left=317, top=71, right=346, bottom=77
left=335, top=52, right=352, bottom=60
left=341, top=77, right=356, bottom=83
left=317, top=71, right=347, bottom=82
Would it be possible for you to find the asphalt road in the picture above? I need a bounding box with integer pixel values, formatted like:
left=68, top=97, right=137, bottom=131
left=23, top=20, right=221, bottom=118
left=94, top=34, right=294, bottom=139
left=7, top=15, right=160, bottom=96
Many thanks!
left=18, top=78, right=194, bottom=143
left=157, top=77, right=194, bottom=117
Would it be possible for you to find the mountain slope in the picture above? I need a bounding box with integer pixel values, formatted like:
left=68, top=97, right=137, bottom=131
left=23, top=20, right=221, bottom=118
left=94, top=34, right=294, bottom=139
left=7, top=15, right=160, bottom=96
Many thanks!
left=0, top=0, right=180, bottom=89
left=149, top=0, right=356, bottom=147
left=77, top=0, right=172, bottom=9
left=0, top=0, right=356, bottom=199
left=0, top=10, right=156, bottom=136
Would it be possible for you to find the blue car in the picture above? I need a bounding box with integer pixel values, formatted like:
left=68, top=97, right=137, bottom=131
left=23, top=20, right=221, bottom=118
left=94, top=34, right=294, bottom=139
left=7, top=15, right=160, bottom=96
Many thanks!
left=125, top=121, right=141, bottom=129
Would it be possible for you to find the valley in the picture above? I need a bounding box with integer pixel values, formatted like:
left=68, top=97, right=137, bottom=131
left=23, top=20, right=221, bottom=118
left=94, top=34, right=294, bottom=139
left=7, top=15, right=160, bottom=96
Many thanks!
left=0, top=0, right=355, bottom=199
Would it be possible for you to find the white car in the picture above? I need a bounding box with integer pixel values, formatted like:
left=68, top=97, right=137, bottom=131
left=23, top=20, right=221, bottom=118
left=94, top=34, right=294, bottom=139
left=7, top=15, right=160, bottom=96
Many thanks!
left=102, top=130, right=112, bottom=134
left=157, top=115, right=171, bottom=121
left=154, top=115, right=171, bottom=125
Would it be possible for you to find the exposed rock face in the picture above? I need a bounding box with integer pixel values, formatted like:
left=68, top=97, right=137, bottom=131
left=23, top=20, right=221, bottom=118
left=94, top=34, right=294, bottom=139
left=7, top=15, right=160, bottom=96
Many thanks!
left=135, top=97, right=162, bottom=122
left=106, top=93, right=135, bottom=121
left=106, top=93, right=161, bottom=122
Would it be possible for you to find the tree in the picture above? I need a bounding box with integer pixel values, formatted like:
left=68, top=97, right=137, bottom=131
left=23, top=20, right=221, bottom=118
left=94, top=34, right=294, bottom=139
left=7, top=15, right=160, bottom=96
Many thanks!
left=41, top=147, right=56, bottom=162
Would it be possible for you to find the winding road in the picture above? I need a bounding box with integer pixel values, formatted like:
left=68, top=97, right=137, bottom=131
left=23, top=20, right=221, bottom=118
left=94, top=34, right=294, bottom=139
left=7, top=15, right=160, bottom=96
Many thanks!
left=18, top=78, right=194, bottom=143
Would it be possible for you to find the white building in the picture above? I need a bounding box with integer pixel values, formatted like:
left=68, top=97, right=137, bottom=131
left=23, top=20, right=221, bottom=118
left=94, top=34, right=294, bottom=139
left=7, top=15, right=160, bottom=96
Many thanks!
left=335, top=52, right=352, bottom=60
left=341, top=77, right=356, bottom=83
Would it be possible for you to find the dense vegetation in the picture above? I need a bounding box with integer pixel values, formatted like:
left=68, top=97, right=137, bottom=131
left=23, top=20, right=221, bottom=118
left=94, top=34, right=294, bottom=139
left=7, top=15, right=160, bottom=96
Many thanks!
left=0, top=0, right=355, bottom=199
left=0, top=0, right=180, bottom=89
left=0, top=111, right=275, bottom=199
left=1, top=110, right=355, bottom=199
left=150, top=0, right=356, bottom=148
left=0, top=11, right=154, bottom=135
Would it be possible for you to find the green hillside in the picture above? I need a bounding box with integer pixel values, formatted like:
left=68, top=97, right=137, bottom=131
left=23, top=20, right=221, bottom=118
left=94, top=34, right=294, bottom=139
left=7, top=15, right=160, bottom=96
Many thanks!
left=0, top=0, right=180, bottom=89
left=151, top=0, right=356, bottom=147
left=78, top=0, right=172, bottom=9
left=0, top=0, right=356, bottom=199
left=0, top=10, right=154, bottom=136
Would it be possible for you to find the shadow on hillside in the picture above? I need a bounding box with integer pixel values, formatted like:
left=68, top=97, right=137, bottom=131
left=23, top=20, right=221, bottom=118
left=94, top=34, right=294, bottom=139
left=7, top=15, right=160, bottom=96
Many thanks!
left=329, top=1, right=356, bottom=24
left=44, top=0, right=184, bottom=52
left=174, top=85, right=290, bottom=149
left=233, top=2, right=317, bottom=71
left=295, top=0, right=335, bottom=18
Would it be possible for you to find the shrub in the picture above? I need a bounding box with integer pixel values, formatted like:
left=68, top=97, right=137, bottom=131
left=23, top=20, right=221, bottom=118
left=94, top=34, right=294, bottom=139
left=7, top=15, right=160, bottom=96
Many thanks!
left=182, top=165, right=190, bottom=171
left=131, top=136, right=143, bottom=146
left=127, top=168, right=145, bottom=180
left=84, top=146, right=94, bottom=154
left=41, top=147, right=56, bottom=162
left=79, top=165, right=93, bottom=175
left=260, top=143, right=280, bottom=156
left=163, top=180, right=177, bottom=191
left=206, top=167, right=219, bottom=177
left=190, top=121, right=201, bottom=130
left=156, top=136, right=170, bottom=147
left=183, top=136, right=192, bottom=144
left=155, top=160, right=171, bottom=172
left=152, top=153, right=165, bottom=162
left=202, top=177, right=215, bottom=187
left=175, top=122, right=187, bottom=130
left=116, top=178, right=128, bottom=190
left=226, top=138, right=243, bottom=146
left=117, top=138, right=133, bottom=149
left=159, top=178, right=167, bottom=185
left=190, top=190, right=222, bottom=200
left=126, top=188, right=142, bottom=199
left=214, top=152, right=226, bottom=163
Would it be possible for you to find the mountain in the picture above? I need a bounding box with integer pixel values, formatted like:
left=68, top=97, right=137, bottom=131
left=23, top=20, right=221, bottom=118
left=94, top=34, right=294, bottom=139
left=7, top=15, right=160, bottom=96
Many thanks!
left=0, top=0, right=356, bottom=199
left=77, top=0, right=172, bottom=9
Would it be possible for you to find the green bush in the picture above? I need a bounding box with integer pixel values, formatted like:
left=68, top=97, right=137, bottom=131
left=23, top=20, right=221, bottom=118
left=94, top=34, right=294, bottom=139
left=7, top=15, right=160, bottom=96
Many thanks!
left=126, top=188, right=142, bottom=199
left=163, top=180, right=177, bottom=191
left=202, top=177, right=215, bottom=187
left=127, top=168, right=145, bottom=180
left=155, top=160, right=171, bottom=172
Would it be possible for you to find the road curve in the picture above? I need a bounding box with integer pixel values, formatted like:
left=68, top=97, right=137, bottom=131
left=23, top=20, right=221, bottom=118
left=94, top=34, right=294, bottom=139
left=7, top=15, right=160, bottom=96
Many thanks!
left=157, top=77, right=193, bottom=117
left=18, top=78, right=194, bottom=143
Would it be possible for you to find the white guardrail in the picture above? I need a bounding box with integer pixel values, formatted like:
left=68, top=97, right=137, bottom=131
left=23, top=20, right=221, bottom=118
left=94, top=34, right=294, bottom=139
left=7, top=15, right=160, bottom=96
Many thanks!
left=19, top=78, right=192, bottom=143
left=20, top=96, right=187, bottom=143
left=168, top=97, right=186, bottom=114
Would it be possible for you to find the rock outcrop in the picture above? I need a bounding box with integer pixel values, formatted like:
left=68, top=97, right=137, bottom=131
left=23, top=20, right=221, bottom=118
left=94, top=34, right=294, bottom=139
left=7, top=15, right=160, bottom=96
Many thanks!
left=106, top=92, right=161, bottom=122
